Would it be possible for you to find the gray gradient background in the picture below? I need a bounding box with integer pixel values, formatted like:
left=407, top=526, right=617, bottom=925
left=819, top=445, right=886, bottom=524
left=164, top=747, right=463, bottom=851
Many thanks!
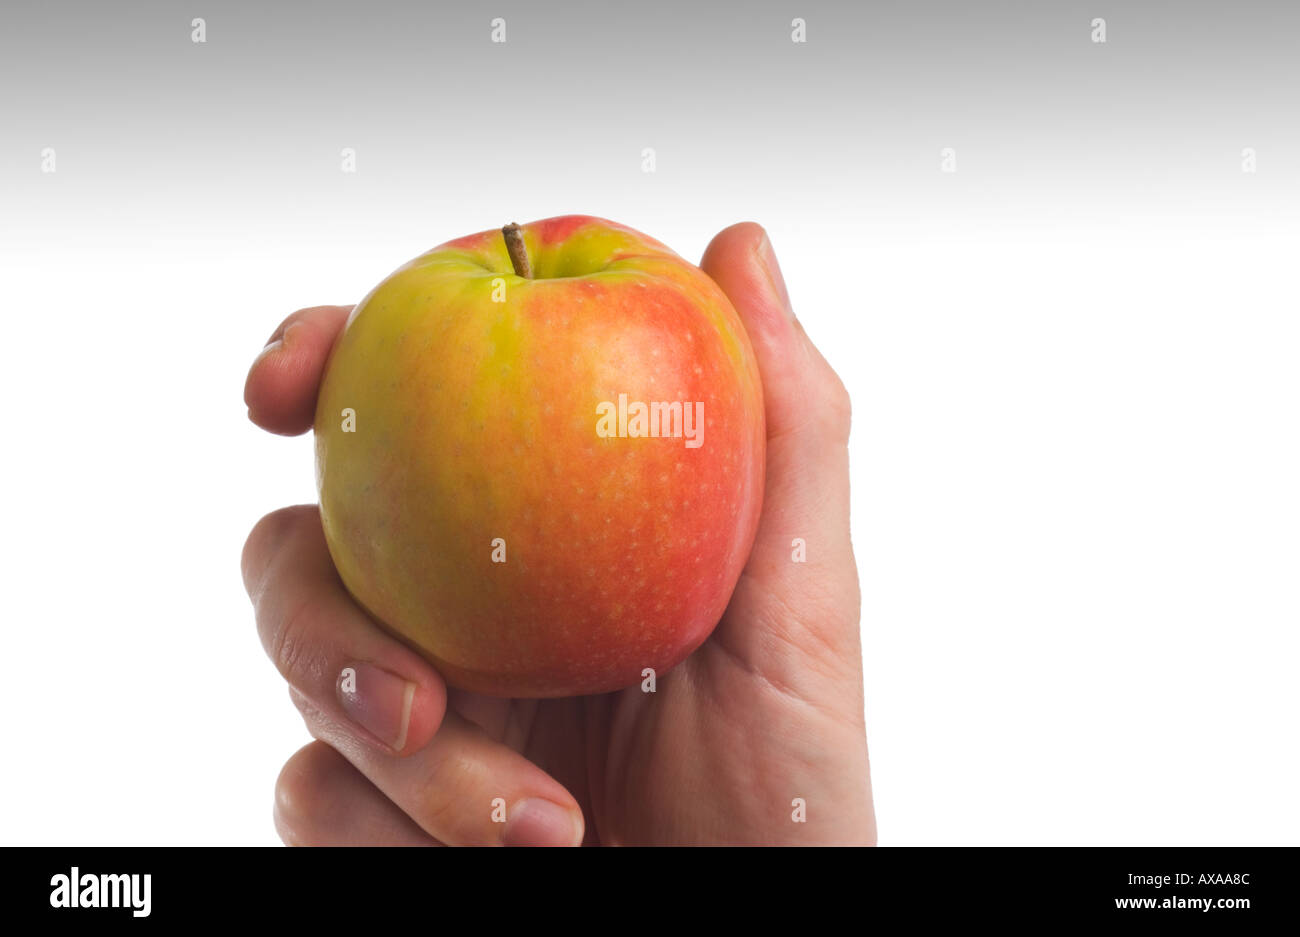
left=4, top=1, right=1297, bottom=239
left=1, top=1, right=1297, bottom=845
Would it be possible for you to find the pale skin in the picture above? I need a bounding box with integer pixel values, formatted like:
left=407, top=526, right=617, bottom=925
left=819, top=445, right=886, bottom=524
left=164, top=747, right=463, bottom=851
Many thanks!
left=242, top=223, right=877, bottom=845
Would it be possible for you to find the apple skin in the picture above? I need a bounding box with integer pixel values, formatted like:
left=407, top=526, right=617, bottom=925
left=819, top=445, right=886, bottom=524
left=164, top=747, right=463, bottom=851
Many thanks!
left=315, top=215, right=765, bottom=697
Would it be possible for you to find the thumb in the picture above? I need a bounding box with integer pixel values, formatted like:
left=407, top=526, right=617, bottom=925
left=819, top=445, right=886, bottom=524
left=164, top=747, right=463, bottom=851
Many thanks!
left=702, top=224, right=852, bottom=444
left=700, top=223, right=862, bottom=687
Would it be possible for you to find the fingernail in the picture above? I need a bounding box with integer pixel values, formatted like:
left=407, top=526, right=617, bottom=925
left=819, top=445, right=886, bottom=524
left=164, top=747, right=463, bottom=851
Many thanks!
left=757, top=231, right=794, bottom=318
left=337, top=663, right=417, bottom=752
left=260, top=320, right=301, bottom=356
left=501, top=799, right=584, bottom=847
left=251, top=338, right=283, bottom=369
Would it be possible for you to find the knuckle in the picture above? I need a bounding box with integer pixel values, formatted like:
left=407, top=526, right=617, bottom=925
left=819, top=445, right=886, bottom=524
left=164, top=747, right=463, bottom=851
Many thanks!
left=241, top=506, right=304, bottom=595
left=420, top=750, right=491, bottom=840
left=818, top=369, right=853, bottom=442
left=288, top=685, right=328, bottom=729
left=271, top=593, right=329, bottom=687
left=273, top=745, right=333, bottom=845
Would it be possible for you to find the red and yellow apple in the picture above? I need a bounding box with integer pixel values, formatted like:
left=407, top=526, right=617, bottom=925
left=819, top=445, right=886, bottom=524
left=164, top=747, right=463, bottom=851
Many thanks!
left=315, top=215, right=765, bottom=697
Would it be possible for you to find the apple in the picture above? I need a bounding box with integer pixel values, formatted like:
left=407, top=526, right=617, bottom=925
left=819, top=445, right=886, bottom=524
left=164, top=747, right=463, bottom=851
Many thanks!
left=315, top=215, right=765, bottom=697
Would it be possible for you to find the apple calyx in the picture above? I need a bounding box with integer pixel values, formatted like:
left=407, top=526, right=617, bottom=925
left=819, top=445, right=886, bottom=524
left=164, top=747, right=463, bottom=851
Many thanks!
left=502, top=222, right=533, bottom=279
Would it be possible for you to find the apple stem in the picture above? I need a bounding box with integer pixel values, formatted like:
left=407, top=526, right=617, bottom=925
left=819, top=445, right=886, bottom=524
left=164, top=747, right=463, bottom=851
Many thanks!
left=502, top=223, right=533, bottom=279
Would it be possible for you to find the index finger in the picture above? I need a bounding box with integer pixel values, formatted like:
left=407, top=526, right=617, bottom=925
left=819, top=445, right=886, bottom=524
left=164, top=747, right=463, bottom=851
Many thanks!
left=244, top=305, right=352, bottom=435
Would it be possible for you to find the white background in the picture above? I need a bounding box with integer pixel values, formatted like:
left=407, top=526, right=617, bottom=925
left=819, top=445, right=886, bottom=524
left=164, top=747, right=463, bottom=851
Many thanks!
left=1, top=2, right=1296, bottom=845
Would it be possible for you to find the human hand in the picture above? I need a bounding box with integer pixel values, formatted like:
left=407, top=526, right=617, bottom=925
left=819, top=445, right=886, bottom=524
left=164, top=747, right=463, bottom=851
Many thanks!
left=241, top=222, right=876, bottom=845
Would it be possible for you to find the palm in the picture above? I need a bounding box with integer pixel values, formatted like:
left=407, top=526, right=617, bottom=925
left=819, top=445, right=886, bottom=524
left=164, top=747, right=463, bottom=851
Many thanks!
left=447, top=526, right=869, bottom=845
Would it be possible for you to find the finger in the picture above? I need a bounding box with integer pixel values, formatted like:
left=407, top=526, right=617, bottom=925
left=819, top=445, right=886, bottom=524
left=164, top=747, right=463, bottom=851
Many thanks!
left=700, top=224, right=862, bottom=675
left=274, top=741, right=441, bottom=846
left=242, top=504, right=447, bottom=756
left=291, top=690, right=585, bottom=847
left=245, top=507, right=584, bottom=845
left=244, top=305, right=351, bottom=435
left=701, top=223, right=851, bottom=444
